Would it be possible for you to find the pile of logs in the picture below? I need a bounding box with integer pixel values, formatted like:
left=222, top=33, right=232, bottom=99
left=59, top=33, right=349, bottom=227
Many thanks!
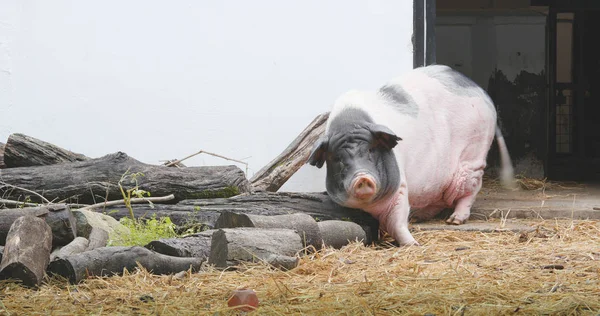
left=0, top=114, right=380, bottom=286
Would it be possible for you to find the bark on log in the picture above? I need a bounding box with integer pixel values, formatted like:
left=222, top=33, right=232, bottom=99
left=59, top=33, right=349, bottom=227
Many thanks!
left=3, top=133, right=89, bottom=168
left=145, top=230, right=214, bottom=258
left=0, top=142, right=5, bottom=169
left=85, top=227, right=109, bottom=251
left=215, top=212, right=322, bottom=249
left=250, top=112, right=328, bottom=192
left=103, top=192, right=379, bottom=243
left=47, top=246, right=204, bottom=284
left=0, top=204, right=77, bottom=247
left=0, top=216, right=53, bottom=287
left=208, top=228, right=302, bottom=270
left=50, top=237, right=89, bottom=261
left=318, top=220, right=368, bottom=249
left=0, top=151, right=250, bottom=205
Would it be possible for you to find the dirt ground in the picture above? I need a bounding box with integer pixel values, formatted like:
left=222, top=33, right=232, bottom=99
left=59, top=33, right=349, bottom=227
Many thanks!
left=1, top=217, right=599, bottom=315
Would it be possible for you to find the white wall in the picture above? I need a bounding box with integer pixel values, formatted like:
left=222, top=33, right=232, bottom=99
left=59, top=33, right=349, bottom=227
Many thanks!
left=0, top=1, right=414, bottom=192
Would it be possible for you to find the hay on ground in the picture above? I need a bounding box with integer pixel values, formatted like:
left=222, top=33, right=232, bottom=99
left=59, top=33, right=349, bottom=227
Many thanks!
left=0, top=219, right=598, bottom=315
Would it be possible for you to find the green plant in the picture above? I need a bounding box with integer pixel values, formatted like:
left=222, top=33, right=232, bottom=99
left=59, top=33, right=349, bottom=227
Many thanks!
left=109, top=214, right=177, bottom=247
left=118, top=168, right=152, bottom=220
left=17, top=196, right=33, bottom=208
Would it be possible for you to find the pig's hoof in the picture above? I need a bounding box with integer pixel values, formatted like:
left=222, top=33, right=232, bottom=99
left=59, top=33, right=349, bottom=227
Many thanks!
left=446, top=216, right=467, bottom=225
left=399, top=239, right=421, bottom=247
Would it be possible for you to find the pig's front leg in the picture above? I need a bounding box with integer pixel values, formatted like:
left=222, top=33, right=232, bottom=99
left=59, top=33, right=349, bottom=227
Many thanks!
left=380, top=185, right=419, bottom=246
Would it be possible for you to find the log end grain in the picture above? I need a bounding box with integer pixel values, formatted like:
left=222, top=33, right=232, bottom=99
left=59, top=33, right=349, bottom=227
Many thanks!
left=47, top=258, right=77, bottom=284
left=214, top=212, right=254, bottom=229
left=0, top=262, right=40, bottom=287
left=208, top=230, right=228, bottom=268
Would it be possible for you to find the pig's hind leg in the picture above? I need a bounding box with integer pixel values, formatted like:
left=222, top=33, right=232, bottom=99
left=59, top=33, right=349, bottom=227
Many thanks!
left=444, top=163, right=485, bottom=225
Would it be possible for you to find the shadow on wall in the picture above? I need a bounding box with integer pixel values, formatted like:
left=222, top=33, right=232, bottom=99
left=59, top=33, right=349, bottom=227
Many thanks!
left=486, top=69, right=546, bottom=179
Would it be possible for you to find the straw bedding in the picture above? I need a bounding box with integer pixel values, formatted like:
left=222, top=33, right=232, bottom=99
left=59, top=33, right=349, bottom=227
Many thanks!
left=0, top=218, right=598, bottom=315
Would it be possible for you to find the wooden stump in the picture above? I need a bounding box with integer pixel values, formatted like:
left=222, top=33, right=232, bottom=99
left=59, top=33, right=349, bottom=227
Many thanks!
left=0, top=204, right=77, bottom=248
left=250, top=112, right=329, bottom=192
left=215, top=212, right=322, bottom=249
left=208, top=228, right=303, bottom=270
left=318, top=220, right=368, bottom=249
left=3, top=133, right=89, bottom=168
left=0, top=216, right=53, bottom=287
left=0, top=151, right=250, bottom=204
left=47, top=246, right=205, bottom=284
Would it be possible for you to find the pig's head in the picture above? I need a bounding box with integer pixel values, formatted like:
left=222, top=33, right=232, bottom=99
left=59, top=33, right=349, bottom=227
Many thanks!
left=308, top=108, right=401, bottom=209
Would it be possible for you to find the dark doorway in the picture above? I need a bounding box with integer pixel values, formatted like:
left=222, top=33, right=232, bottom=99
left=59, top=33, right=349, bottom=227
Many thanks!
left=582, top=10, right=600, bottom=160
left=548, top=6, right=600, bottom=180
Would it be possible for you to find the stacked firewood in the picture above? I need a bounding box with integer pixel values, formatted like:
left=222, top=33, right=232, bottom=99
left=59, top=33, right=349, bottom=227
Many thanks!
left=0, top=114, right=379, bottom=287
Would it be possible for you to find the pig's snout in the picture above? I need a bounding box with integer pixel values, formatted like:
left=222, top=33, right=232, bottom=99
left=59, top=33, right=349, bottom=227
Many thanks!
left=350, top=174, right=377, bottom=200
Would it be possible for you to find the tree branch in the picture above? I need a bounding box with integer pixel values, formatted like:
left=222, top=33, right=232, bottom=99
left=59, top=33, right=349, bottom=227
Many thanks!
left=78, top=194, right=175, bottom=211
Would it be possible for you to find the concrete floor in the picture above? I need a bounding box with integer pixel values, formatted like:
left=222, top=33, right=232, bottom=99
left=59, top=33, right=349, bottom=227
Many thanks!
left=471, top=180, right=600, bottom=221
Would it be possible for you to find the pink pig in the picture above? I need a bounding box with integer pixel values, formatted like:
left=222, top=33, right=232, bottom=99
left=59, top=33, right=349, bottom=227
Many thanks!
left=308, top=65, right=514, bottom=246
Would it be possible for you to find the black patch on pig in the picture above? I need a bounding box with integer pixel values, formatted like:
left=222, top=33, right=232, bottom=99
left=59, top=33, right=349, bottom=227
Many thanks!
left=422, top=65, right=494, bottom=108
left=328, top=107, right=375, bottom=135
left=379, top=85, right=419, bottom=118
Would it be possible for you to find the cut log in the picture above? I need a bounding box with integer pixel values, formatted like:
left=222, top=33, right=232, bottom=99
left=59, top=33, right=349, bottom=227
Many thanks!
left=0, top=142, right=5, bottom=169
left=0, top=151, right=250, bottom=205
left=45, top=204, right=78, bottom=247
left=318, top=220, right=368, bottom=249
left=145, top=230, right=215, bottom=258
left=208, top=228, right=303, bottom=270
left=0, top=204, right=76, bottom=248
left=85, top=227, right=109, bottom=251
left=50, top=237, right=89, bottom=261
left=0, top=216, right=53, bottom=287
left=215, top=212, right=322, bottom=249
left=250, top=112, right=329, bottom=192
left=104, top=192, right=379, bottom=243
left=47, top=246, right=204, bottom=284
left=3, top=133, right=89, bottom=168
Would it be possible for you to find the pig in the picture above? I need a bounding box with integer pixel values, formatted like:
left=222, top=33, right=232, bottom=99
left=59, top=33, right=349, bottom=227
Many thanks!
left=307, top=65, right=514, bottom=246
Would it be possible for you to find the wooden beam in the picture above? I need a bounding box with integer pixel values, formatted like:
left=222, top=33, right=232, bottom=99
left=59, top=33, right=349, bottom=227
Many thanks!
left=425, top=0, right=437, bottom=65
left=414, top=0, right=425, bottom=68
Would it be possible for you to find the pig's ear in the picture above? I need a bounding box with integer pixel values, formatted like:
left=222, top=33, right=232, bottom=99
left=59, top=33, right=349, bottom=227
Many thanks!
left=307, top=137, right=328, bottom=168
left=368, top=123, right=402, bottom=149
